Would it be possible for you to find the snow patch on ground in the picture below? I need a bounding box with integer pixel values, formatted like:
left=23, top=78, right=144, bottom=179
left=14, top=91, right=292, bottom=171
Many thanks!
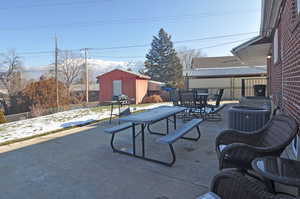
left=0, top=103, right=172, bottom=144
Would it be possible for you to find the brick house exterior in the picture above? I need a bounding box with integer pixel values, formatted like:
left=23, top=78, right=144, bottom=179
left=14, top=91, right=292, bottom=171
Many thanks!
left=232, top=0, right=300, bottom=157
left=269, top=0, right=300, bottom=122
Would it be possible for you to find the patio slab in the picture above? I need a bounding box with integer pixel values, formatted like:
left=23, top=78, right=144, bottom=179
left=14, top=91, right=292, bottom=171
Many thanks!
left=0, top=105, right=232, bottom=199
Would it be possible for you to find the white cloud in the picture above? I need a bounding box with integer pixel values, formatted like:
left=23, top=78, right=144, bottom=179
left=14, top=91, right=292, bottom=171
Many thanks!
left=23, top=59, right=145, bottom=81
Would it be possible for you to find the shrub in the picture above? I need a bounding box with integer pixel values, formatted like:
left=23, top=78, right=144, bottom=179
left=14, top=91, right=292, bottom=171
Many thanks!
left=0, top=111, right=6, bottom=124
left=23, top=78, right=69, bottom=110
left=142, top=95, right=163, bottom=103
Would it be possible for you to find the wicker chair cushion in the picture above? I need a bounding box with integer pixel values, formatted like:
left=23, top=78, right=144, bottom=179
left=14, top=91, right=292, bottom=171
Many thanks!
left=219, top=144, right=227, bottom=152
left=260, top=114, right=298, bottom=147
left=196, top=192, right=221, bottom=199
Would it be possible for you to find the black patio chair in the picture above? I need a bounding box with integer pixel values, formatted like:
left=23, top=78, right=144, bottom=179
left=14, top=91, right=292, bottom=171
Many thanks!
left=179, top=90, right=195, bottom=120
left=209, top=169, right=299, bottom=199
left=216, top=113, right=299, bottom=170
left=169, top=89, right=179, bottom=106
left=206, top=89, right=224, bottom=121
left=193, top=91, right=208, bottom=118
left=193, top=88, right=209, bottom=94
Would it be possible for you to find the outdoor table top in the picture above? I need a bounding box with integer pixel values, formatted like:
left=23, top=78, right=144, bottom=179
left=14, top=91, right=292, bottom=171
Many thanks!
left=196, top=93, right=209, bottom=96
left=252, top=157, right=300, bottom=187
left=104, top=100, right=119, bottom=105
left=119, top=106, right=187, bottom=124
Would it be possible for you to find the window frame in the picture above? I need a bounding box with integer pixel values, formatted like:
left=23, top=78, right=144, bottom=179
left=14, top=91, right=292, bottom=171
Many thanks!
left=273, top=29, right=279, bottom=64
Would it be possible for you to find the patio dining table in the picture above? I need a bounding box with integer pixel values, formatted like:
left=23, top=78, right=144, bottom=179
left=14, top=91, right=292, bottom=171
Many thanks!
left=115, top=105, right=188, bottom=165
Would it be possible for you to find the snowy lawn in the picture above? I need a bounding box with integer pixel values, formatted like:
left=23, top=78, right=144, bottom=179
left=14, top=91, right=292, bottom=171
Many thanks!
left=0, top=103, right=172, bottom=145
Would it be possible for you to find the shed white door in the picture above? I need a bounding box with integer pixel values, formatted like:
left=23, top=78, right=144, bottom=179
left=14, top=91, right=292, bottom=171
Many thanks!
left=113, top=80, right=122, bottom=96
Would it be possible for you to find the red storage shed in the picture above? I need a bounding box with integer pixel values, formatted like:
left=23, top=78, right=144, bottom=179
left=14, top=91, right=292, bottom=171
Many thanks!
left=97, top=69, right=150, bottom=104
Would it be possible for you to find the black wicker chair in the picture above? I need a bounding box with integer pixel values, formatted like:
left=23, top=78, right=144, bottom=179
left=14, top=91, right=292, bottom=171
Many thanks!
left=216, top=113, right=299, bottom=170
left=210, top=169, right=299, bottom=199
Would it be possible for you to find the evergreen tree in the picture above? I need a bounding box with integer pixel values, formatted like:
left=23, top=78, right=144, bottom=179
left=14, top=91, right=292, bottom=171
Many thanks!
left=144, top=28, right=183, bottom=87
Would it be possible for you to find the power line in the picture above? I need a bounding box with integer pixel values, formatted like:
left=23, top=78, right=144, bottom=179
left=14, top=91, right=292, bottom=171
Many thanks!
left=90, top=32, right=258, bottom=51
left=0, top=0, right=108, bottom=11
left=90, top=38, right=252, bottom=59
left=0, top=32, right=257, bottom=56
left=198, top=38, right=252, bottom=50
left=21, top=38, right=251, bottom=71
left=0, top=10, right=259, bottom=31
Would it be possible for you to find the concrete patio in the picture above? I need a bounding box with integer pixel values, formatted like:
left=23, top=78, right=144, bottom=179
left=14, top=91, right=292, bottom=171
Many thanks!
left=0, top=105, right=232, bottom=199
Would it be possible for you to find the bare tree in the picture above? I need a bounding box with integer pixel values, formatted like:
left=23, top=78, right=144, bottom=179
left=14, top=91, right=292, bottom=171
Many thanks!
left=57, top=50, right=83, bottom=90
left=177, top=47, right=207, bottom=69
left=0, top=49, right=23, bottom=96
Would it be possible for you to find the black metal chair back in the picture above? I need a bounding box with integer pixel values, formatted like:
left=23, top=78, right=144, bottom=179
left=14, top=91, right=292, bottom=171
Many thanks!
left=194, top=94, right=208, bottom=110
left=169, top=90, right=179, bottom=106
left=215, top=89, right=224, bottom=107
left=193, top=88, right=208, bottom=94
left=179, top=90, right=195, bottom=108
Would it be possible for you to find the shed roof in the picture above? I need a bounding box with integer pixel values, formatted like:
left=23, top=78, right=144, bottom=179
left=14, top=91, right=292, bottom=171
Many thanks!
left=191, top=56, right=245, bottom=69
left=97, top=69, right=150, bottom=79
left=148, top=80, right=165, bottom=85
left=184, top=66, right=266, bottom=78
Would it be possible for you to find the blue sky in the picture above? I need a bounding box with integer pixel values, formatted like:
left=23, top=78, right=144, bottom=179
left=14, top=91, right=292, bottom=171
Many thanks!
left=0, top=0, right=261, bottom=67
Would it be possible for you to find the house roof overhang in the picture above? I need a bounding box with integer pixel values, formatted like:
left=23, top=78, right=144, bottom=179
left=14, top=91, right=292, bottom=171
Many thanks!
left=96, top=69, right=150, bottom=80
left=231, top=36, right=271, bottom=66
left=231, top=0, right=284, bottom=65
left=260, top=0, right=284, bottom=37
left=183, top=66, right=267, bottom=79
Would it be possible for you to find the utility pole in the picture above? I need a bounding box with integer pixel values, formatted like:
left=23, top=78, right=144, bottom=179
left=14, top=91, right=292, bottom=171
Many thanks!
left=54, top=36, right=59, bottom=110
left=81, top=48, right=91, bottom=103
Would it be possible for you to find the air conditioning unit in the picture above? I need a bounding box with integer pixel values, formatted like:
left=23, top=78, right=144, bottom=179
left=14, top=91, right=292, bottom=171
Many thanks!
left=228, top=106, right=270, bottom=132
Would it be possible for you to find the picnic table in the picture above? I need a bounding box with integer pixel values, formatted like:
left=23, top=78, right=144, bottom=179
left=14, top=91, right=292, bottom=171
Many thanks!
left=105, top=106, right=202, bottom=166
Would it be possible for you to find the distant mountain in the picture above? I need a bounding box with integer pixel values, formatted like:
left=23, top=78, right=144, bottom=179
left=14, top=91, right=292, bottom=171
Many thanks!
left=23, top=59, right=145, bottom=81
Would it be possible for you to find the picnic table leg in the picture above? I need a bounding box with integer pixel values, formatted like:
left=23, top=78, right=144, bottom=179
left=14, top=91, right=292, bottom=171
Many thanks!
left=132, top=124, right=136, bottom=155
left=141, top=124, right=145, bottom=157
left=109, top=123, right=177, bottom=167
left=173, top=114, right=176, bottom=130
left=166, top=116, right=169, bottom=134
left=109, top=103, right=114, bottom=124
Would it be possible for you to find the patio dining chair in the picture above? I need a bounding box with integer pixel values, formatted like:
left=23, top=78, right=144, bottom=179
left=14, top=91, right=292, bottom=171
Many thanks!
left=206, top=89, right=224, bottom=121
left=193, top=92, right=208, bottom=118
left=209, top=169, right=299, bottom=199
left=179, top=90, right=195, bottom=120
left=216, top=113, right=298, bottom=170
left=169, top=89, right=179, bottom=106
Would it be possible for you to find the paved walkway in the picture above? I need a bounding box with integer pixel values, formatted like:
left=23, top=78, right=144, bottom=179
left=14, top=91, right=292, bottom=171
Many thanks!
left=0, top=105, right=232, bottom=199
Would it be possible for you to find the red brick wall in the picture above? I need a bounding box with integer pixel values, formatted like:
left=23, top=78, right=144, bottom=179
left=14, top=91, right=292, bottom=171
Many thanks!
left=269, top=0, right=300, bottom=123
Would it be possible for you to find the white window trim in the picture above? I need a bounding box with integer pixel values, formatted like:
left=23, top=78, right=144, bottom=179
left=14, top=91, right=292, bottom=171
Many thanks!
left=273, top=29, right=279, bottom=64
left=298, top=0, right=300, bottom=14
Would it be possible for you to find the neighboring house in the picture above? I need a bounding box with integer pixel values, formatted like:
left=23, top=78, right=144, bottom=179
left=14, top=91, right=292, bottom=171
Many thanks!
left=0, top=71, right=22, bottom=95
left=232, top=0, right=300, bottom=159
left=96, top=69, right=150, bottom=104
left=184, top=56, right=267, bottom=100
left=192, top=56, right=246, bottom=68
left=147, top=80, right=166, bottom=95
